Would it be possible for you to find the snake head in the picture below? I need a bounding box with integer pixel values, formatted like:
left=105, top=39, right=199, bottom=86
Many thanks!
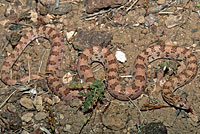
left=174, top=97, right=190, bottom=110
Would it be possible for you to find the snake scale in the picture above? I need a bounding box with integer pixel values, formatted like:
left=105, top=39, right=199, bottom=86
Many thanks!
left=1, top=26, right=198, bottom=110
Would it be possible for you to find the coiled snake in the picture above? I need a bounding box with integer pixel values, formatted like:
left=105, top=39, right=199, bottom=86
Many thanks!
left=1, top=26, right=198, bottom=110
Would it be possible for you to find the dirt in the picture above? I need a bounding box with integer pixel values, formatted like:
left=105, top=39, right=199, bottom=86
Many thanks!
left=0, top=0, right=200, bottom=133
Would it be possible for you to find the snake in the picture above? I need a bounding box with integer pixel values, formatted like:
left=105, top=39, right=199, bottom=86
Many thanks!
left=1, top=26, right=198, bottom=110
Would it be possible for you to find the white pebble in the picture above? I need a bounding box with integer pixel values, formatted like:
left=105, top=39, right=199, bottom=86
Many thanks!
left=66, top=31, right=76, bottom=40
left=115, top=50, right=126, bottom=63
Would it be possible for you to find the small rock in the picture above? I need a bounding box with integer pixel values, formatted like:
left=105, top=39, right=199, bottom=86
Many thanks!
left=192, top=44, right=197, bottom=47
left=52, top=95, right=60, bottom=104
left=40, top=0, right=56, bottom=5
left=21, top=130, right=29, bottom=134
left=20, top=97, right=34, bottom=109
left=145, top=14, right=156, bottom=27
left=63, top=72, right=73, bottom=84
left=115, top=50, right=126, bottom=63
left=123, top=129, right=128, bottom=133
left=137, top=16, right=145, bottom=24
left=59, top=114, right=65, bottom=120
left=72, top=30, right=113, bottom=51
left=113, top=12, right=126, bottom=25
left=44, top=95, right=60, bottom=105
left=165, top=40, right=174, bottom=46
left=64, top=124, right=71, bottom=132
left=40, top=0, right=72, bottom=15
left=48, top=2, right=72, bottom=15
left=191, top=28, right=200, bottom=41
left=69, top=98, right=82, bottom=107
left=139, top=122, right=167, bottom=134
left=33, top=128, right=43, bottom=134
left=0, top=19, right=9, bottom=26
left=35, top=112, right=47, bottom=121
left=30, top=10, right=38, bottom=23
left=21, top=112, right=34, bottom=122
left=66, top=31, right=76, bottom=40
left=102, top=100, right=129, bottom=130
left=172, top=41, right=178, bottom=45
left=7, top=104, right=17, bottom=113
left=86, top=0, right=128, bottom=14
left=62, top=17, right=69, bottom=26
left=157, top=0, right=165, bottom=5
left=165, top=15, right=182, bottom=28
left=44, top=95, right=54, bottom=105
left=33, top=96, right=44, bottom=111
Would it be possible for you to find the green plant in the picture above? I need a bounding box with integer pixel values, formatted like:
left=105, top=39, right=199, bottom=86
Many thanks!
left=197, top=3, right=200, bottom=8
left=71, top=82, right=83, bottom=89
left=78, top=80, right=105, bottom=113
left=160, top=61, right=177, bottom=76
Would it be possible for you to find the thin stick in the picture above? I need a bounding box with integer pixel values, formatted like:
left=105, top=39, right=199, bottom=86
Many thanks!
left=158, top=11, right=174, bottom=15
left=128, top=97, right=143, bottom=118
left=128, top=97, right=145, bottom=132
left=126, top=0, right=140, bottom=12
left=0, top=88, right=18, bottom=110
left=117, top=0, right=133, bottom=10
left=81, top=9, right=111, bottom=20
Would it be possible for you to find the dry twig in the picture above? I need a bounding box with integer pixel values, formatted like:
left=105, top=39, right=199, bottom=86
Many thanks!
left=0, top=88, right=18, bottom=110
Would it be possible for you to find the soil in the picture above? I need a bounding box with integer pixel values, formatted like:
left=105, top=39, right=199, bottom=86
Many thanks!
left=0, top=0, right=200, bottom=133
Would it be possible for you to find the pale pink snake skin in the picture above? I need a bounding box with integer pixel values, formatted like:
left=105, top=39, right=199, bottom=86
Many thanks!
left=1, top=26, right=198, bottom=109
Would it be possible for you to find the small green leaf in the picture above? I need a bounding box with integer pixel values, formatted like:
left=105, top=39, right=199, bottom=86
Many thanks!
left=78, top=92, right=83, bottom=95
left=50, top=125, right=55, bottom=131
left=82, top=118, right=88, bottom=124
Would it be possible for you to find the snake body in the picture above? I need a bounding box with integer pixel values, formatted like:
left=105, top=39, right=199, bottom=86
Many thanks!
left=1, top=26, right=198, bottom=109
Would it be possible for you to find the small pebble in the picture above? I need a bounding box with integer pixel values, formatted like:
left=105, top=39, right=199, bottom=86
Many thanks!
left=21, top=112, right=34, bottom=122
left=192, top=44, right=197, bottom=47
left=33, top=96, right=43, bottom=111
left=145, top=14, right=156, bottom=27
left=30, top=10, right=38, bottom=23
left=157, top=0, right=165, bottom=5
left=44, top=96, right=54, bottom=105
left=115, top=50, right=126, bottom=63
left=165, top=40, right=174, bottom=46
left=64, top=124, right=71, bottom=132
left=21, top=130, right=29, bottom=134
left=63, top=72, right=73, bottom=84
left=165, top=15, right=181, bottom=28
left=59, top=114, right=64, bottom=120
left=66, top=31, right=76, bottom=40
left=20, top=97, right=34, bottom=109
left=35, top=112, right=47, bottom=121
left=138, top=16, right=145, bottom=24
